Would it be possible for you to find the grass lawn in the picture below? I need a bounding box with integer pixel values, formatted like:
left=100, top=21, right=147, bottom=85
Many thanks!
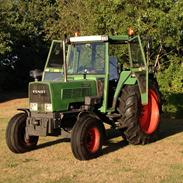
left=0, top=97, right=183, bottom=183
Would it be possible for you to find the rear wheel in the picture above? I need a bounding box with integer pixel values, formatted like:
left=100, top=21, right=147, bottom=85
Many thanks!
left=149, top=77, right=162, bottom=112
left=118, top=85, right=160, bottom=144
left=71, top=114, right=104, bottom=160
left=6, top=113, right=39, bottom=153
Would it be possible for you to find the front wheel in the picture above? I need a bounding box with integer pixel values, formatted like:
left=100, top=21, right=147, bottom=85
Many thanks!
left=6, top=113, right=39, bottom=153
left=71, top=114, right=104, bottom=160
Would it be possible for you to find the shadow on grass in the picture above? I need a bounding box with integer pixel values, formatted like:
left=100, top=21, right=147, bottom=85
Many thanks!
left=158, top=116, right=183, bottom=141
left=0, top=91, right=27, bottom=103
left=32, top=129, right=128, bottom=156
left=31, top=117, right=183, bottom=156
left=102, top=128, right=128, bottom=155
left=102, top=140, right=128, bottom=156
left=35, top=138, right=70, bottom=151
left=102, top=117, right=183, bottom=155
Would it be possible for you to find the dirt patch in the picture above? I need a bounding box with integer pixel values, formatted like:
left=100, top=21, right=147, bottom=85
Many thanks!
left=0, top=98, right=28, bottom=118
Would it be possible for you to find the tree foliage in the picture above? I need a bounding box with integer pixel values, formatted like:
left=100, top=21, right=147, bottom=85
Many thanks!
left=0, top=0, right=56, bottom=89
left=0, top=0, right=182, bottom=99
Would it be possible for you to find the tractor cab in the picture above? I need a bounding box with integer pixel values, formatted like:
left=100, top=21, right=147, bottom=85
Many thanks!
left=66, top=35, right=148, bottom=112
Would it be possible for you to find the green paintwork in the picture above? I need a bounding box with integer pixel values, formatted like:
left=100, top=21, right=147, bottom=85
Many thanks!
left=50, top=80, right=96, bottom=111
left=112, top=71, right=132, bottom=110
left=125, top=76, right=137, bottom=85
left=29, top=34, right=149, bottom=114
left=99, top=42, right=109, bottom=113
left=30, top=80, right=97, bottom=112
left=109, top=35, right=129, bottom=42
left=138, top=35, right=148, bottom=105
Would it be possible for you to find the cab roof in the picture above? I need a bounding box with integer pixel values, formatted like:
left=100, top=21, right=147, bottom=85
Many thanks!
left=69, top=35, right=135, bottom=44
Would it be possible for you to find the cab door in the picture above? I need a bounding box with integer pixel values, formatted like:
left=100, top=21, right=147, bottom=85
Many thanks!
left=42, top=40, right=64, bottom=81
left=128, top=36, right=148, bottom=105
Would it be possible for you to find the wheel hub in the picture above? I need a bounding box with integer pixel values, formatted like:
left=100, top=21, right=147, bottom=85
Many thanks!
left=86, top=127, right=100, bottom=153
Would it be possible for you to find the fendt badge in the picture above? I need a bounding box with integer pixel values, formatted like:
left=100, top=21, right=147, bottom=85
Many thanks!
left=32, top=90, right=46, bottom=94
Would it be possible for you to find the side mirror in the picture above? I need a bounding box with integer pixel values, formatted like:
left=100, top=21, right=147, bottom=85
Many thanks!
left=30, top=69, right=42, bottom=81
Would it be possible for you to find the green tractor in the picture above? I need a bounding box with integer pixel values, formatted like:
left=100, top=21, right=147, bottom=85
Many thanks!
left=6, top=33, right=161, bottom=160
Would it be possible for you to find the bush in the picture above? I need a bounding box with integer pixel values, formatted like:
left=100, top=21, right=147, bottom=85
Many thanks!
left=157, top=59, right=183, bottom=117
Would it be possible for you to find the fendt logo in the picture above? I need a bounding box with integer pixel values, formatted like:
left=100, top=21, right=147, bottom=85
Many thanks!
left=32, top=90, right=46, bottom=94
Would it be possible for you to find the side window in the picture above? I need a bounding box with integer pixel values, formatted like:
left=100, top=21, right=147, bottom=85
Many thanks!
left=109, top=43, right=129, bottom=70
left=129, top=36, right=147, bottom=98
left=47, top=42, right=63, bottom=68
left=109, top=56, right=118, bottom=80
left=129, top=37, right=146, bottom=68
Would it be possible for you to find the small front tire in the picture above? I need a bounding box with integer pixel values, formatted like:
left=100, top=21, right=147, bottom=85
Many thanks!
left=71, top=114, right=104, bottom=160
left=6, top=113, right=39, bottom=153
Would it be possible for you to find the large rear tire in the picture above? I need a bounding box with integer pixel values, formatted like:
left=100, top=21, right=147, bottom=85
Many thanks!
left=149, top=77, right=162, bottom=112
left=118, top=85, right=160, bottom=144
left=6, top=113, right=39, bottom=153
left=71, top=114, right=104, bottom=160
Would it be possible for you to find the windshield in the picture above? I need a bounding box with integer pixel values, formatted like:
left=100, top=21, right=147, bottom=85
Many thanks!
left=67, top=42, right=105, bottom=74
left=47, top=41, right=63, bottom=68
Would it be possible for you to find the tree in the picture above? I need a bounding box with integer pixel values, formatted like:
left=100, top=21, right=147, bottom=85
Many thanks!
left=0, top=0, right=57, bottom=89
left=0, top=0, right=182, bottom=96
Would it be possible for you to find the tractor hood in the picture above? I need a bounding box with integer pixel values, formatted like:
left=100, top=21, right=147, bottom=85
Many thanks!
left=28, top=80, right=97, bottom=112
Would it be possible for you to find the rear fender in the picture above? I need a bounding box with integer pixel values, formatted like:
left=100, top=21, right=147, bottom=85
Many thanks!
left=112, top=71, right=137, bottom=109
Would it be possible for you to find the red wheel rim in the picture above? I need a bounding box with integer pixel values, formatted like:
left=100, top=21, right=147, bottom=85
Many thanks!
left=139, top=89, right=160, bottom=134
left=86, top=127, right=100, bottom=153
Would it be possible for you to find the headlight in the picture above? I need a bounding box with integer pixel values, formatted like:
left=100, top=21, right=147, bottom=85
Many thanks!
left=45, top=103, right=52, bottom=112
left=30, top=103, right=38, bottom=111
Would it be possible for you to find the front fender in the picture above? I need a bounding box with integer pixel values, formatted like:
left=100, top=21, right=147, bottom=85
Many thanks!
left=17, top=108, right=31, bottom=117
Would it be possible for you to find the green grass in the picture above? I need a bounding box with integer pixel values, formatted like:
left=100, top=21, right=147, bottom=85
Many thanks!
left=1, top=116, right=183, bottom=183
left=46, top=177, right=75, bottom=183
left=1, top=98, right=183, bottom=183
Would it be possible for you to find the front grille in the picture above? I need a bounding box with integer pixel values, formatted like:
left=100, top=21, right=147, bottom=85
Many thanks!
left=62, top=88, right=90, bottom=99
left=29, top=83, right=51, bottom=104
